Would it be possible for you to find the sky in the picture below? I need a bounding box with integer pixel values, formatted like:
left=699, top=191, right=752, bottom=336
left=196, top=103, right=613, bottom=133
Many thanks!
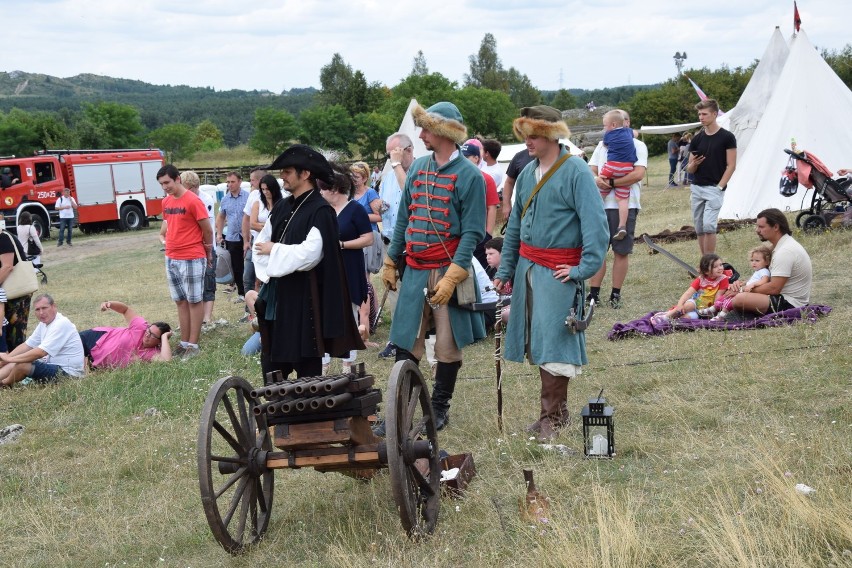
left=3, top=0, right=850, bottom=94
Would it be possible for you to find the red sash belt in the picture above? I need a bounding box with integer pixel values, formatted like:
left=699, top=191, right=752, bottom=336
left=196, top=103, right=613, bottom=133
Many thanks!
left=519, top=242, right=582, bottom=270
left=406, top=238, right=460, bottom=269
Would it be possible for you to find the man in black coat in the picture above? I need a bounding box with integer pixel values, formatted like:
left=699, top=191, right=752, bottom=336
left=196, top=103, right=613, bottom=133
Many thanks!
left=252, top=145, right=364, bottom=381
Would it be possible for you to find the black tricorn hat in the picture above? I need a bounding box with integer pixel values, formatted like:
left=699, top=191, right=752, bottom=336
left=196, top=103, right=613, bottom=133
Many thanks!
left=266, top=144, right=334, bottom=184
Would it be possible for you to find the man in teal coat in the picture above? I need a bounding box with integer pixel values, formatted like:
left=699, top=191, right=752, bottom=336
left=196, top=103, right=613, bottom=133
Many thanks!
left=494, top=106, right=609, bottom=441
left=381, top=101, right=486, bottom=431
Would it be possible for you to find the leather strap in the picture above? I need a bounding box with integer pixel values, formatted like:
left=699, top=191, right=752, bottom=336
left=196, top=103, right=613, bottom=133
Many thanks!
left=521, top=152, right=571, bottom=219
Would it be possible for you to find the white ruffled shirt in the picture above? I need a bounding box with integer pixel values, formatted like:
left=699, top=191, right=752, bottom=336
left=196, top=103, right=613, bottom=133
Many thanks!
left=252, top=220, right=324, bottom=284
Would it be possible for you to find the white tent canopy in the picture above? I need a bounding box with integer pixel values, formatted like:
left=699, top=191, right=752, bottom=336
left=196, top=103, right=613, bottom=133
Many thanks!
left=638, top=122, right=700, bottom=135
left=720, top=29, right=852, bottom=219
left=718, top=27, right=789, bottom=158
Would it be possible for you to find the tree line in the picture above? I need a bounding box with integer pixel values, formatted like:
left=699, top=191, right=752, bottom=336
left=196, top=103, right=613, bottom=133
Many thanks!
left=2, top=35, right=850, bottom=161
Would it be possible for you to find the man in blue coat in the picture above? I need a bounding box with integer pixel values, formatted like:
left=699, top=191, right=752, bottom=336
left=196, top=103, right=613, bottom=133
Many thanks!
left=381, top=101, right=486, bottom=431
left=494, top=106, right=609, bottom=441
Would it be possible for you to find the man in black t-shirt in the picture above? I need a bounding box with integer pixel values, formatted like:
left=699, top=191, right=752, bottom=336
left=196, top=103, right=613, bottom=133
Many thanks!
left=685, top=99, right=736, bottom=255
left=501, top=148, right=534, bottom=219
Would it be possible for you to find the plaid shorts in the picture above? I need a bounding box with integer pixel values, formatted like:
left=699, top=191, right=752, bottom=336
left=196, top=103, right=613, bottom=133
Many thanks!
left=165, top=257, right=205, bottom=303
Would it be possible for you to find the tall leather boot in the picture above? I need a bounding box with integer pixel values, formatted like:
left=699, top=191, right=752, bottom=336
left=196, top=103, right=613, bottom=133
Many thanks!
left=432, top=361, right=461, bottom=431
left=525, top=379, right=549, bottom=434
left=537, top=368, right=570, bottom=441
left=394, top=347, right=419, bottom=364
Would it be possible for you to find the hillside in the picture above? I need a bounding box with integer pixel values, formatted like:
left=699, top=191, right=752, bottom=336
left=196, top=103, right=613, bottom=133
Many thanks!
left=0, top=71, right=317, bottom=145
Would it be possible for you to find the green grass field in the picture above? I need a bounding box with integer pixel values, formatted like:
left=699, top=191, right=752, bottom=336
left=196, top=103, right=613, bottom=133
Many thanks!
left=0, top=155, right=849, bottom=567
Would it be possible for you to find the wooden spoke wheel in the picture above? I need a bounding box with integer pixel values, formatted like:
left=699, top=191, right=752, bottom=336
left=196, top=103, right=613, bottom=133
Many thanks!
left=197, top=376, right=274, bottom=554
left=385, top=360, right=441, bottom=538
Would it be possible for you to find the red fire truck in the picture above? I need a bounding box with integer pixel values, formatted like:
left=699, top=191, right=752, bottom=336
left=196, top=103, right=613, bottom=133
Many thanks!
left=0, top=148, right=166, bottom=238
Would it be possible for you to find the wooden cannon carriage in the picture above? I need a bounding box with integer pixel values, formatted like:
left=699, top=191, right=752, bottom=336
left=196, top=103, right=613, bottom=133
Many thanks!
left=197, top=360, right=440, bottom=554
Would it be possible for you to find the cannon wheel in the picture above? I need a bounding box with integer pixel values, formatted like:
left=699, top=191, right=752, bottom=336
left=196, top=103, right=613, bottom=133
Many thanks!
left=385, top=360, right=441, bottom=538
left=197, top=376, right=274, bottom=554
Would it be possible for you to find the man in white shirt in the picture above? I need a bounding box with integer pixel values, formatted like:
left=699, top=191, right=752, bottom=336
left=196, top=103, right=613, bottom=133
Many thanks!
left=727, top=208, right=812, bottom=314
left=480, top=138, right=504, bottom=189
left=56, top=188, right=78, bottom=247
left=379, top=133, right=415, bottom=243
left=0, top=294, right=84, bottom=386
left=586, top=109, right=647, bottom=310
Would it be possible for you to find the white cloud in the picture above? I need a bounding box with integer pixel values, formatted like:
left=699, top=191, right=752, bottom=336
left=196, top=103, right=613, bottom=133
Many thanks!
left=3, top=0, right=850, bottom=93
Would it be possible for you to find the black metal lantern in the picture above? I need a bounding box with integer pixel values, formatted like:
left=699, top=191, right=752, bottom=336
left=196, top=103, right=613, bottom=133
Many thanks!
left=581, top=390, right=615, bottom=458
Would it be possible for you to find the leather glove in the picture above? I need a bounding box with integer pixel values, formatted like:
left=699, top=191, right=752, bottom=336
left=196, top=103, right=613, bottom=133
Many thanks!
left=381, top=256, right=398, bottom=291
left=429, top=263, right=469, bottom=305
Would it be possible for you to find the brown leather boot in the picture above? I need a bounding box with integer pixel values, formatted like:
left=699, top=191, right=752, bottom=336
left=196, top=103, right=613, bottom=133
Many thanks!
left=554, top=401, right=571, bottom=429
left=536, top=368, right=570, bottom=442
left=525, top=379, right=548, bottom=433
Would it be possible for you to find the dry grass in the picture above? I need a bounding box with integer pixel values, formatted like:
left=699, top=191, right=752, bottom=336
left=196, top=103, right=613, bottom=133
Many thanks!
left=0, top=155, right=849, bottom=567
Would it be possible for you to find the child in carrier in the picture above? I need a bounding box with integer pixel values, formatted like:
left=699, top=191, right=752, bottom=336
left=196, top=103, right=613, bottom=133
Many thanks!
left=699, top=245, right=772, bottom=321
left=598, top=110, right=638, bottom=241
left=652, top=254, right=729, bottom=324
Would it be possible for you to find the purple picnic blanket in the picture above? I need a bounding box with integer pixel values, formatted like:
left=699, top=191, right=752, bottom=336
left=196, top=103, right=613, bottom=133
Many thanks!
left=607, top=305, right=832, bottom=340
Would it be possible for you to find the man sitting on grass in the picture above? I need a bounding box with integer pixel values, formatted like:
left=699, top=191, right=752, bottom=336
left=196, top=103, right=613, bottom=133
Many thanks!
left=0, top=294, right=84, bottom=387
left=78, top=301, right=173, bottom=369
left=725, top=208, right=812, bottom=315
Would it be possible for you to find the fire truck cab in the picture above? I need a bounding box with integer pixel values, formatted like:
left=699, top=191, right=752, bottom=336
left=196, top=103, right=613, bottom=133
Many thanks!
left=0, top=149, right=166, bottom=238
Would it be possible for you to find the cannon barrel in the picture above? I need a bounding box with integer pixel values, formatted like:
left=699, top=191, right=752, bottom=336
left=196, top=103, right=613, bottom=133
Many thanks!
left=308, top=376, right=351, bottom=394
left=309, top=392, right=353, bottom=410
left=252, top=375, right=318, bottom=400
left=295, top=396, right=320, bottom=412
left=293, top=378, right=326, bottom=395
left=253, top=401, right=278, bottom=415
left=275, top=382, right=302, bottom=398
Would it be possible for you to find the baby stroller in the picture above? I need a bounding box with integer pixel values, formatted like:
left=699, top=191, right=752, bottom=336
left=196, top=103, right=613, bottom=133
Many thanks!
left=28, top=256, right=48, bottom=285
left=780, top=148, right=852, bottom=230
left=24, top=242, right=47, bottom=285
left=21, top=234, right=47, bottom=284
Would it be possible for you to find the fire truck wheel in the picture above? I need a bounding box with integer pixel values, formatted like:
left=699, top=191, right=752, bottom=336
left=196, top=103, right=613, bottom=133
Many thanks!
left=31, top=213, right=50, bottom=240
left=118, top=204, right=144, bottom=231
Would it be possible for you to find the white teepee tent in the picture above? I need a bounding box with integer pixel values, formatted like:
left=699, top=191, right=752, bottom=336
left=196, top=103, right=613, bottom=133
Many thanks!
left=640, top=28, right=789, bottom=140
left=718, top=27, right=789, bottom=158
left=720, top=29, right=852, bottom=219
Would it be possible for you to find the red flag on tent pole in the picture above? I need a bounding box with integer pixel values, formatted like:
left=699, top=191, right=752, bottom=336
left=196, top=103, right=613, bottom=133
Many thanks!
left=794, top=1, right=802, bottom=33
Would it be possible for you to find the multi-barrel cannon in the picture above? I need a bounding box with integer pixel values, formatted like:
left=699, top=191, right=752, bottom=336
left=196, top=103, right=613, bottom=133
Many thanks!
left=197, top=361, right=440, bottom=554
